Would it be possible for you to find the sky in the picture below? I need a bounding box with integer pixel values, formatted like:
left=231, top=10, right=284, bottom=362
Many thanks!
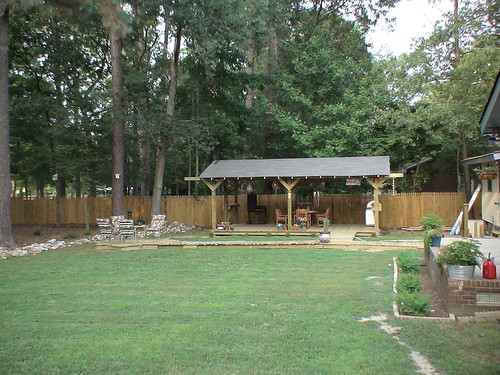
left=367, top=0, right=454, bottom=56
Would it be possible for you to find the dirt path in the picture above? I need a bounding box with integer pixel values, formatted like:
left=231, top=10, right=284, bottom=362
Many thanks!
left=360, top=314, right=440, bottom=375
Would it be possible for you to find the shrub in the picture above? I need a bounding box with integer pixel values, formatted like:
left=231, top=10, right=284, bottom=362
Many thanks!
left=397, top=273, right=422, bottom=294
left=419, top=214, right=443, bottom=231
left=83, top=229, right=91, bottom=236
left=33, top=229, right=41, bottom=236
left=64, top=233, right=78, bottom=239
left=395, top=292, right=430, bottom=317
left=397, top=252, right=421, bottom=274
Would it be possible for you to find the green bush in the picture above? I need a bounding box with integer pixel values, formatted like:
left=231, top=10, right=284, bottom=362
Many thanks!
left=33, top=229, right=41, bottom=236
left=397, top=273, right=422, bottom=294
left=64, top=233, right=78, bottom=239
left=419, top=214, right=443, bottom=231
left=397, top=252, right=421, bottom=274
left=395, top=292, right=430, bottom=317
left=83, top=229, right=91, bottom=236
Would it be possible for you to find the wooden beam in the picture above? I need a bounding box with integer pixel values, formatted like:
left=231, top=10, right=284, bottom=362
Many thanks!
left=389, top=173, right=404, bottom=178
left=202, top=179, right=223, bottom=229
left=278, top=178, right=301, bottom=229
left=184, top=177, right=200, bottom=181
left=365, top=177, right=388, bottom=235
left=223, top=181, right=229, bottom=222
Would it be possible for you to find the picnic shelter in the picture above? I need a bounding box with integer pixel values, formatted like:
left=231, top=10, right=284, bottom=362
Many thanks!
left=188, top=156, right=402, bottom=233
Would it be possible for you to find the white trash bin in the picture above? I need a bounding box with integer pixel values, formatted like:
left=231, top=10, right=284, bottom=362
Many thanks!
left=365, top=200, right=375, bottom=227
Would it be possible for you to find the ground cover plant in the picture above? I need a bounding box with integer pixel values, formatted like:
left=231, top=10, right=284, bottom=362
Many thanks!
left=1, top=245, right=498, bottom=374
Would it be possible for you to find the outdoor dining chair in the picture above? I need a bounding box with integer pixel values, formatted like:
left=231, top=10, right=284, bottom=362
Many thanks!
left=275, top=208, right=288, bottom=226
left=316, top=207, right=331, bottom=228
left=294, top=209, right=311, bottom=228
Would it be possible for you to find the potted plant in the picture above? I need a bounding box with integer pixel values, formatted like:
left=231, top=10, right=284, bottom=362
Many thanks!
left=319, top=219, right=331, bottom=243
left=435, top=240, right=484, bottom=280
left=474, top=166, right=497, bottom=180
left=420, top=214, right=444, bottom=251
left=425, top=229, right=443, bottom=250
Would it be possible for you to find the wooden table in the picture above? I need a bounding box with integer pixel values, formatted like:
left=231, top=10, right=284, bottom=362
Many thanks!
left=134, top=225, right=147, bottom=238
left=294, top=210, right=315, bottom=228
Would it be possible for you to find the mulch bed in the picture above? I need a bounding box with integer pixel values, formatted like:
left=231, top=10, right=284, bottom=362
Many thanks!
left=420, top=264, right=449, bottom=317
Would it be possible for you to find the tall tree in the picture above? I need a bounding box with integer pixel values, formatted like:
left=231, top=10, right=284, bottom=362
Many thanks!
left=98, top=0, right=128, bottom=215
left=151, top=21, right=182, bottom=216
left=0, top=0, right=14, bottom=246
left=110, top=19, right=125, bottom=215
left=418, top=0, right=499, bottom=194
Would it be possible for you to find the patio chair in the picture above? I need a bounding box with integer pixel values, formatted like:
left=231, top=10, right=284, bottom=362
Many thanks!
left=275, top=208, right=288, bottom=226
left=111, top=215, right=124, bottom=237
left=146, top=214, right=167, bottom=238
left=294, top=209, right=311, bottom=228
left=97, top=218, right=112, bottom=241
left=316, top=208, right=331, bottom=228
left=118, top=219, right=135, bottom=242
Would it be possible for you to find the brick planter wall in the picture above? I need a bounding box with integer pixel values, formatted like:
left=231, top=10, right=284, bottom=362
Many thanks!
left=426, top=247, right=500, bottom=315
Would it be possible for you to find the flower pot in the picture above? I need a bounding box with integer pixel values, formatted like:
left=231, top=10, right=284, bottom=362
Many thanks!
left=431, top=236, right=442, bottom=247
left=319, top=232, right=331, bottom=243
left=447, top=265, right=476, bottom=280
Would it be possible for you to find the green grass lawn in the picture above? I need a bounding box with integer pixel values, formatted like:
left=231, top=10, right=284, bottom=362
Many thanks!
left=0, top=245, right=498, bottom=374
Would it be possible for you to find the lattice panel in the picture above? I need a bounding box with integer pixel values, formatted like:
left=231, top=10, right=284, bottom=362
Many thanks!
left=476, top=292, right=500, bottom=306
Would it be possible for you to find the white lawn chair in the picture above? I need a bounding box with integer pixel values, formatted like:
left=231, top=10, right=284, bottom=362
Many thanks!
left=118, top=219, right=135, bottom=242
left=146, top=214, right=167, bottom=238
left=97, top=218, right=112, bottom=241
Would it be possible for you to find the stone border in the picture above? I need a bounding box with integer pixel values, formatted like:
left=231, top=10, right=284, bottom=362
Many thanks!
left=393, top=257, right=456, bottom=322
left=0, top=238, right=92, bottom=260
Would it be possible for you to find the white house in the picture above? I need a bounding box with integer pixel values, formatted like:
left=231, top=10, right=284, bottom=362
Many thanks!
left=462, top=71, right=500, bottom=231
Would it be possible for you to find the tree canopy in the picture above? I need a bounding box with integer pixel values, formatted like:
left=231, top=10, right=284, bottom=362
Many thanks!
left=5, top=0, right=500, bottom=198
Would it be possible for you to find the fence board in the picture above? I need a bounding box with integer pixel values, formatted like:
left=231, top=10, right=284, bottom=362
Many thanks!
left=11, top=192, right=469, bottom=229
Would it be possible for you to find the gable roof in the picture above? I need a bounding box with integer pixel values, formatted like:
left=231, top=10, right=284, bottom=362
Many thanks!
left=199, top=156, right=391, bottom=180
left=480, top=70, right=500, bottom=135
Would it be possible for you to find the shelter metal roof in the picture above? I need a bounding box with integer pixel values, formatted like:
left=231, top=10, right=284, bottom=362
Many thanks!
left=462, top=152, right=500, bottom=166
left=199, top=156, right=391, bottom=180
left=480, top=71, right=500, bottom=135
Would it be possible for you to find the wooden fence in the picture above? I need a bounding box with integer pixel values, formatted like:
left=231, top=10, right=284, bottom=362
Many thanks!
left=11, top=192, right=472, bottom=229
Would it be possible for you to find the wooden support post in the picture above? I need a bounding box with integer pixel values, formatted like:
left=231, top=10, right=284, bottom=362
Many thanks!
left=462, top=203, right=469, bottom=238
left=233, top=182, right=239, bottom=224
left=202, top=179, right=223, bottom=229
left=366, top=177, right=388, bottom=235
left=278, top=178, right=301, bottom=230
left=223, top=181, right=229, bottom=222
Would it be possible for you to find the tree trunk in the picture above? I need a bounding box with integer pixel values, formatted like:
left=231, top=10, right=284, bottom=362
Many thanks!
left=245, top=36, right=256, bottom=109
left=452, top=0, right=471, bottom=198
left=150, top=24, right=182, bottom=217
left=267, top=25, right=278, bottom=104
left=0, top=1, right=14, bottom=247
left=110, top=29, right=125, bottom=216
